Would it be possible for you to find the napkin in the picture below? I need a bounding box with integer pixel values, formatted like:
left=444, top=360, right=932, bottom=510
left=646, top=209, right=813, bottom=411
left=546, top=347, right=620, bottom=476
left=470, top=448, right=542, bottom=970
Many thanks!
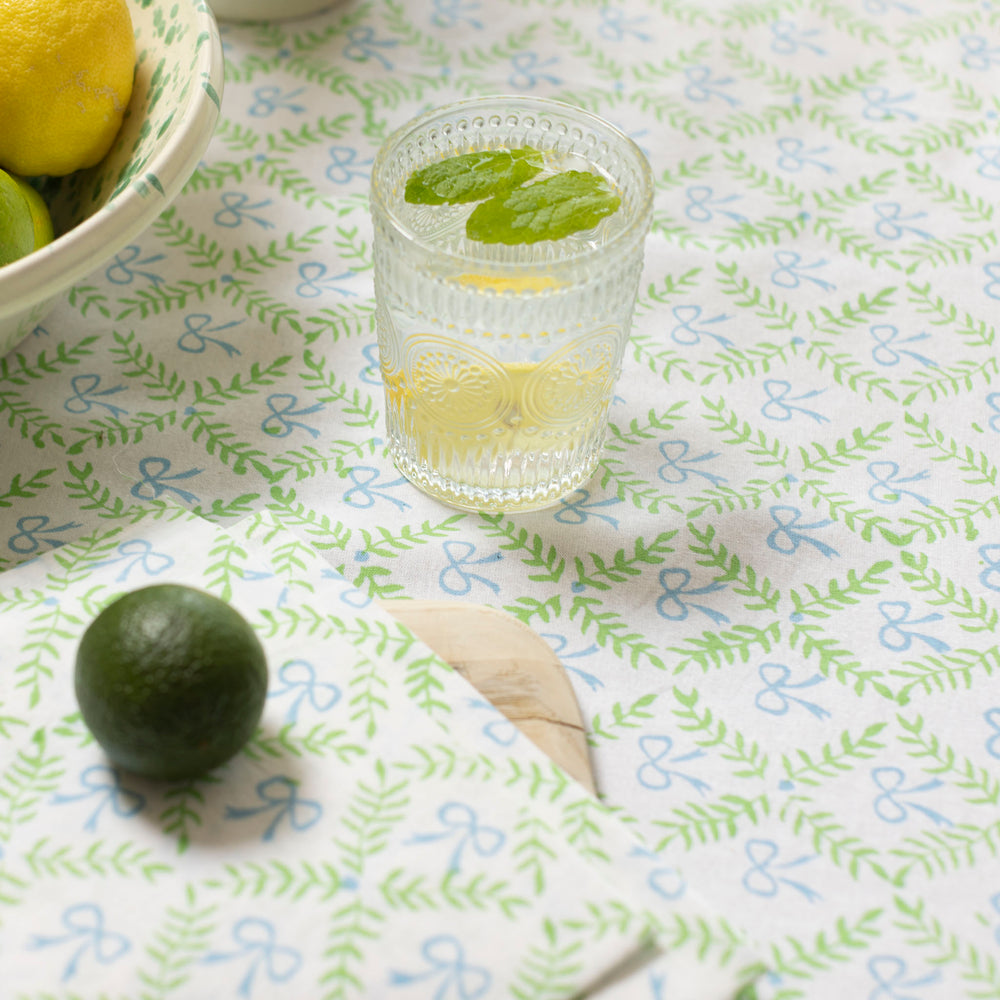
left=0, top=507, right=762, bottom=997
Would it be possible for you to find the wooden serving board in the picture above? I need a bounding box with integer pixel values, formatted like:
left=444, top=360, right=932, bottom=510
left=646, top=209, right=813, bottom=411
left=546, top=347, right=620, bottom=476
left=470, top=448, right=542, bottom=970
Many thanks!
left=381, top=600, right=596, bottom=794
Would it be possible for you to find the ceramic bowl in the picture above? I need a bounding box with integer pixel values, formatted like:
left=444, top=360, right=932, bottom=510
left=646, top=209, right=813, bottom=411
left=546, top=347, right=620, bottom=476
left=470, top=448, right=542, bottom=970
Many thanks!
left=207, top=0, right=340, bottom=22
left=0, top=0, right=224, bottom=358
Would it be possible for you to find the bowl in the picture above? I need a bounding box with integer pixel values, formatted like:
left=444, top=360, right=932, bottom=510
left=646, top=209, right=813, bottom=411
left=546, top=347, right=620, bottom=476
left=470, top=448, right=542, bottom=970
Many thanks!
left=207, top=0, right=341, bottom=22
left=0, top=0, right=224, bottom=358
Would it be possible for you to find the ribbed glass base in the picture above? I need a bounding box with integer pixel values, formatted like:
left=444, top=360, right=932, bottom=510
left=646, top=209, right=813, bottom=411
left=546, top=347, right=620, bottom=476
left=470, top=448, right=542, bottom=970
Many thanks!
left=386, top=425, right=605, bottom=513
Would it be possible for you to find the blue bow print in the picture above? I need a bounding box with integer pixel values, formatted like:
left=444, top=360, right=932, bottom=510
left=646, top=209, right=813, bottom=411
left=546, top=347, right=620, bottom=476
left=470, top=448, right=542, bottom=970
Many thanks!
left=248, top=84, right=306, bottom=117
left=657, top=439, right=727, bottom=487
left=862, top=86, right=918, bottom=122
left=326, top=144, right=373, bottom=184
left=408, top=802, right=506, bottom=872
left=467, top=697, right=519, bottom=745
left=878, top=602, right=950, bottom=654
left=985, top=391, right=1000, bottom=433
left=343, top=466, right=411, bottom=511
left=776, top=137, right=835, bottom=174
left=105, top=244, right=165, bottom=285
left=203, top=918, right=302, bottom=997
left=648, top=864, right=687, bottom=901
left=8, top=514, right=83, bottom=555
left=960, top=34, right=1000, bottom=71
left=261, top=392, right=324, bottom=439
left=439, top=540, right=501, bottom=596
left=985, top=262, right=1000, bottom=301
left=863, top=0, right=920, bottom=13
left=975, top=144, right=1000, bottom=181
left=88, top=538, right=175, bottom=583
left=986, top=708, right=1000, bottom=759
left=978, top=543, right=1000, bottom=592
left=130, top=457, right=203, bottom=504
left=761, top=379, right=829, bottom=424
left=295, top=261, right=355, bottom=298
left=771, top=250, right=836, bottom=291
left=29, top=903, right=130, bottom=981
left=214, top=191, right=274, bottom=229
left=177, top=312, right=243, bottom=357
left=755, top=662, right=830, bottom=720
left=626, top=843, right=687, bottom=901
left=509, top=50, right=561, bottom=89
left=684, top=185, right=746, bottom=224
left=268, top=659, right=341, bottom=722
left=51, top=765, right=145, bottom=832
left=766, top=506, right=839, bottom=559
left=553, top=487, right=622, bottom=528
left=538, top=632, right=604, bottom=691
left=867, top=461, right=931, bottom=505
left=866, top=954, right=941, bottom=999
left=390, top=935, right=491, bottom=1000
left=868, top=324, right=936, bottom=367
left=359, top=341, right=382, bottom=386
left=871, top=767, right=952, bottom=826
left=64, top=373, right=128, bottom=418
left=343, top=26, right=397, bottom=69
left=636, top=734, right=710, bottom=794
left=684, top=65, right=740, bottom=106
left=873, top=202, right=933, bottom=241
left=656, top=567, right=729, bottom=624
left=770, top=20, right=826, bottom=55
left=742, top=839, right=821, bottom=902
left=224, top=775, right=323, bottom=841
left=670, top=304, right=733, bottom=349
left=598, top=7, right=651, bottom=42
left=431, top=0, right=483, bottom=29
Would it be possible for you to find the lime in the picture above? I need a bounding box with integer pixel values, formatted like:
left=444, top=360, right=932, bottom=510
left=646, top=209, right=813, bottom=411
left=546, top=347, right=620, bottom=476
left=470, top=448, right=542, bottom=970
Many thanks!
left=0, top=167, right=35, bottom=266
left=13, top=174, right=54, bottom=248
left=74, top=584, right=269, bottom=781
left=0, top=167, right=53, bottom=266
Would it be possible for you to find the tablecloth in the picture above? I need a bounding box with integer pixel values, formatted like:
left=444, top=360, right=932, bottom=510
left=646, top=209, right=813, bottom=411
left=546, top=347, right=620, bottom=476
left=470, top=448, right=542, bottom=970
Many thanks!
left=2, top=505, right=766, bottom=998
left=2, top=0, right=1000, bottom=997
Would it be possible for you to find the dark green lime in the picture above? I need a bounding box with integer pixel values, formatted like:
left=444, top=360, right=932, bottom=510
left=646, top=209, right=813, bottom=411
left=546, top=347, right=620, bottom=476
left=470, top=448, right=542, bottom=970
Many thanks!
left=74, top=584, right=268, bottom=781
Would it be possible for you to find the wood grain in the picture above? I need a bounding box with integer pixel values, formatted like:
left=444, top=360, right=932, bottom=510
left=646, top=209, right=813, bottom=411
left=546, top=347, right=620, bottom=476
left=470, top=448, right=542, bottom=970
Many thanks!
left=380, top=599, right=596, bottom=794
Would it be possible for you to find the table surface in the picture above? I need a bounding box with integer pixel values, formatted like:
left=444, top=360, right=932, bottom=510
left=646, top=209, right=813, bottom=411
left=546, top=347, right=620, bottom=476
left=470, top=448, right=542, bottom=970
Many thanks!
left=3, top=1, right=1000, bottom=998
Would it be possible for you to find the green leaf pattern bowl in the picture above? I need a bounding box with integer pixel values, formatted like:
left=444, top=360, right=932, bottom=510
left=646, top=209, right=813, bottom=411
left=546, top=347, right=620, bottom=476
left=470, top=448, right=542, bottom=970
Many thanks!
left=0, top=0, right=224, bottom=358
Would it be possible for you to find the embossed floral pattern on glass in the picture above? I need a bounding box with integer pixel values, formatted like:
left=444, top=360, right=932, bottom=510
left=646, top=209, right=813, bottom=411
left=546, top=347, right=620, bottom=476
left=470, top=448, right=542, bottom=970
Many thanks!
left=370, top=96, right=654, bottom=512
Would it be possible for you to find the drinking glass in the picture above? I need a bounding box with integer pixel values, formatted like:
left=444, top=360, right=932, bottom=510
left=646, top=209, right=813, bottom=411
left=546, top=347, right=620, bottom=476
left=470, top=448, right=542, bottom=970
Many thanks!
left=370, top=96, right=654, bottom=512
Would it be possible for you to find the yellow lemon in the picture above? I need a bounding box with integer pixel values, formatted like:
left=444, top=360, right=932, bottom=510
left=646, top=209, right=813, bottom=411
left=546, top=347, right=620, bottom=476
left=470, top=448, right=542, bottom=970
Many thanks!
left=457, top=273, right=558, bottom=292
left=0, top=0, right=135, bottom=177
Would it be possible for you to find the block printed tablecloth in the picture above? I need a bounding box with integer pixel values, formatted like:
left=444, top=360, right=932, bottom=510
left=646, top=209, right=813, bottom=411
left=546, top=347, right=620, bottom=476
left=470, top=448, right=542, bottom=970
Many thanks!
left=2, top=1, right=1000, bottom=998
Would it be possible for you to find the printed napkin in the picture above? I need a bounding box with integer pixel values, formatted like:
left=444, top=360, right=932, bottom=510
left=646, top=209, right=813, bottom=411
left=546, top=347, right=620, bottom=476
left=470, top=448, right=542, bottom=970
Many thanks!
left=0, top=506, right=761, bottom=998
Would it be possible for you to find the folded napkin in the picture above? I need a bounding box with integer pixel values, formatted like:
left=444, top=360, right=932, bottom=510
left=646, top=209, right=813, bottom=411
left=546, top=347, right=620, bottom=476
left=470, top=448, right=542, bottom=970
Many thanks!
left=0, top=507, right=762, bottom=997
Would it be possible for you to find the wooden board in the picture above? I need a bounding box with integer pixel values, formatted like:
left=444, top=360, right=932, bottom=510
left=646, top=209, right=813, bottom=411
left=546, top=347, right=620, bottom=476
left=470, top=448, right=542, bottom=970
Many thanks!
left=381, top=600, right=596, bottom=794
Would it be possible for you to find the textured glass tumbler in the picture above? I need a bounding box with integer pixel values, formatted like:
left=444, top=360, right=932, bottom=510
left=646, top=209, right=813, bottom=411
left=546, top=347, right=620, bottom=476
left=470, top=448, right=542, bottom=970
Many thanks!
left=370, top=96, right=654, bottom=513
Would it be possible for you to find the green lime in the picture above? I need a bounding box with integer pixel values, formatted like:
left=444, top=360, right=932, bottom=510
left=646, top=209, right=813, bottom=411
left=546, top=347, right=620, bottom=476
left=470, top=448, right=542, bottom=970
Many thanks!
left=13, top=174, right=54, bottom=249
left=74, top=584, right=269, bottom=781
left=0, top=166, right=35, bottom=266
left=0, top=167, right=53, bottom=266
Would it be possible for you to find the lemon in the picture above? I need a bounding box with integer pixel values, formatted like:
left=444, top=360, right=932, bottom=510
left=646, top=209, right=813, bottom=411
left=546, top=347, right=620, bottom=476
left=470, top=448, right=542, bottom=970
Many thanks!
left=0, top=0, right=136, bottom=177
left=74, top=584, right=269, bottom=781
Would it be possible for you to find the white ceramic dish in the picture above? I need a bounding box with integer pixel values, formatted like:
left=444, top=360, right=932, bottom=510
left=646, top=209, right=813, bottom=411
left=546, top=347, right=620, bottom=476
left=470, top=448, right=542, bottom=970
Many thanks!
left=0, top=0, right=224, bottom=358
left=208, top=0, right=340, bottom=21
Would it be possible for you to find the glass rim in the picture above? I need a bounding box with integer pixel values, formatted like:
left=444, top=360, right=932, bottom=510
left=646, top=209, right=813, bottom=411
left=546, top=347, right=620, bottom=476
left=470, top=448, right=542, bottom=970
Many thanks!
left=370, top=94, right=655, bottom=275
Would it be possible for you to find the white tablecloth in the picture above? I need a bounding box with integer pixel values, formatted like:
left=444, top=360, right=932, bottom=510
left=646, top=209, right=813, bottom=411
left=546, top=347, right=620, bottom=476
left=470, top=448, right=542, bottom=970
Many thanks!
left=3, top=1, right=1000, bottom=997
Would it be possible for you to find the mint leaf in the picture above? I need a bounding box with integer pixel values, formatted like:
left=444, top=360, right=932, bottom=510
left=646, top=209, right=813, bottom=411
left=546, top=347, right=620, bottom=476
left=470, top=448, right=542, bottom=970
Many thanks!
left=465, top=171, right=621, bottom=245
left=404, top=147, right=544, bottom=205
